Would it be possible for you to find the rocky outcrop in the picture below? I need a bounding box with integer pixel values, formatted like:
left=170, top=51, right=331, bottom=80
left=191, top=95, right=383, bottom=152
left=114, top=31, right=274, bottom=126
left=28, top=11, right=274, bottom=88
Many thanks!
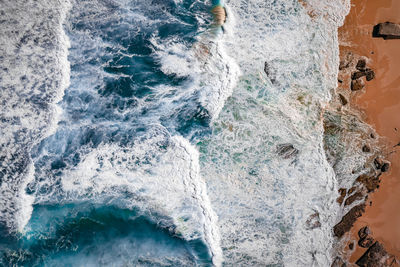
left=276, top=143, right=298, bottom=159
left=334, top=204, right=366, bottom=238
left=373, top=22, right=400, bottom=40
left=356, top=174, right=381, bottom=193
left=356, top=242, right=397, bottom=266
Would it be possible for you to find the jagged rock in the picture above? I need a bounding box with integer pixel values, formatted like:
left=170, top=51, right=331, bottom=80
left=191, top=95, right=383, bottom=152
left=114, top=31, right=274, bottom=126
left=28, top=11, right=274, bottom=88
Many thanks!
left=306, top=212, right=321, bottom=230
left=381, top=162, right=390, bottom=173
left=334, top=204, right=366, bottom=238
left=359, top=236, right=375, bottom=248
left=276, top=143, right=298, bottom=159
left=362, top=145, right=371, bottom=153
left=356, top=242, right=396, bottom=266
left=332, top=256, right=347, bottom=267
left=356, top=174, right=380, bottom=192
left=373, top=22, right=400, bottom=40
left=345, top=191, right=364, bottom=206
left=339, top=94, right=348, bottom=105
left=358, top=226, right=371, bottom=240
left=351, top=78, right=365, bottom=91
left=365, top=69, right=375, bottom=81
left=337, top=188, right=347, bottom=205
left=349, top=242, right=355, bottom=250
left=356, top=59, right=367, bottom=71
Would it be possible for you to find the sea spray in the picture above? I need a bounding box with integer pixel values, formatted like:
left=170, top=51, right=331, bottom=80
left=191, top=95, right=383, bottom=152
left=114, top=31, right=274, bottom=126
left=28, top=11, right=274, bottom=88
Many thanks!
left=0, top=0, right=71, bottom=233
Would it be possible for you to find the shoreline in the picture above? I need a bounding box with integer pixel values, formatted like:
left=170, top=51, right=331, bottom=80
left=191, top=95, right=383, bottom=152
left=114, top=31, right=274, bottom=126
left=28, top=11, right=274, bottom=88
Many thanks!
left=336, top=0, right=400, bottom=265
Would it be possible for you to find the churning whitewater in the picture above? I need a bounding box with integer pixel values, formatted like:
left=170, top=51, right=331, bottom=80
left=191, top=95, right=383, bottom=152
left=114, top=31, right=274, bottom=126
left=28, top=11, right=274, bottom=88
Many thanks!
left=0, top=0, right=352, bottom=266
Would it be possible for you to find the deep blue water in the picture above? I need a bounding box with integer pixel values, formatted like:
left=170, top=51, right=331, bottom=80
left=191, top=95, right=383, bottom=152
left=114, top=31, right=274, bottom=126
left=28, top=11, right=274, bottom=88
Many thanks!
left=1, top=0, right=217, bottom=265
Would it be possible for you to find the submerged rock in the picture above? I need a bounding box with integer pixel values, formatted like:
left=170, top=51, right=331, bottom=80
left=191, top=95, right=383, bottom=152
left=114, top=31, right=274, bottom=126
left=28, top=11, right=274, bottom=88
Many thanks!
left=306, top=212, right=321, bottom=230
left=362, top=145, right=371, bottom=153
left=276, top=143, right=298, bottom=159
left=334, top=204, right=366, bottom=238
left=373, top=22, right=400, bottom=40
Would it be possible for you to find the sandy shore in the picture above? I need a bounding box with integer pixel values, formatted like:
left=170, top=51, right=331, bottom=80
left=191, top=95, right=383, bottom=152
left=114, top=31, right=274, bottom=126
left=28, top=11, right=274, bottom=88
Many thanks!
left=338, top=0, right=400, bottom=264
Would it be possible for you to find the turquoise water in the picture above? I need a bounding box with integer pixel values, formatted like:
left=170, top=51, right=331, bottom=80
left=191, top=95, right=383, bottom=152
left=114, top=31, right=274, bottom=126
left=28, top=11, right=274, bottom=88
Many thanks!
left=0, top=0, right=353, bottom=266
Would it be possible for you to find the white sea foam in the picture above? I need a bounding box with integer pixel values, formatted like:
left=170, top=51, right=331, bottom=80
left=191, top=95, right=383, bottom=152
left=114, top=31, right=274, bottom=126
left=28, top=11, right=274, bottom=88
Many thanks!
left=0, top=0, right=71, bottom=232
left=199, top=0, right=351, bottom=265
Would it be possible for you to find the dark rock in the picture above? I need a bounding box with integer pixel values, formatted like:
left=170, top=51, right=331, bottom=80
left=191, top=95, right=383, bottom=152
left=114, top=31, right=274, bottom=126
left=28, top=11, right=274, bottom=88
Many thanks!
left=356, top=174, right=380, bottom=192
left=365, top=69, right=375, bottom=81
left=349, top=242, right=355, bottom=250
left=381, top=162, right=390, bottom=173
left=352, top=71, right=366, bottom=80
left=334, top=204, right=366, bottom=238
left=348, top=187, right=356, bottom=195
left=351, top=79, right=365, bottom=91
left=362, top=145, right=371, bottom=153
left=356, top=59, right=367, bottom=71
left=373, top=22, right=400, bottom=40
left=359, top=236, right=375, bottom=248
left=264, top=61, right=277, bottom=83
left=358, top=226, right=371, bottom=240
left=338, top=79, right=343, bottom=83
left=339, top=94, right=348, bottom=105
left=345, top=191, right=364, bottom=206
left=332, top=256, right=347, bottom=267
left=374, top=158, right=384, bottom=169
left=276, top=144, right=298, bottom=159
left=337, top=188, right=347, bottom=205
left=306, top=212, right=321, bottom=230
left=356, top=242, right=395, bottom=266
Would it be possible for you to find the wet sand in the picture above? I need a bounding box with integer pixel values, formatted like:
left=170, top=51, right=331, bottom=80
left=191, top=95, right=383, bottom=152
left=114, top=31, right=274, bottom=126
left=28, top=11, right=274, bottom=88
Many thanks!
left=338, top=0, right=400, bottom=263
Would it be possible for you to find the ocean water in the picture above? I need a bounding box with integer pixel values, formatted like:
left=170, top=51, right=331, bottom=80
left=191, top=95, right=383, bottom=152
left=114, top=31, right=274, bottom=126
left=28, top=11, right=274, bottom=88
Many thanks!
left=0, top=0, right=352, bottom=266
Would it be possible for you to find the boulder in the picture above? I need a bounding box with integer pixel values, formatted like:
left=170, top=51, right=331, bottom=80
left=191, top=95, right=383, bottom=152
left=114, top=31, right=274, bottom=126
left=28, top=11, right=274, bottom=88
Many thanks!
left=356, top=59, right=367, bottom=71
left=381, top=162, right=390, bottom=173
left=351, top=79, right=365, bottom=91
left=365, top=69, right=375, bottom=81
left=362, top=145, right=371, bottom=153
left=373, top=22, right=400, bottom=40
left=334, top=204, right=366, bottom=238
left=339, top=94, right=348, bottom=105
left=352, top=71, right=366, bottom=80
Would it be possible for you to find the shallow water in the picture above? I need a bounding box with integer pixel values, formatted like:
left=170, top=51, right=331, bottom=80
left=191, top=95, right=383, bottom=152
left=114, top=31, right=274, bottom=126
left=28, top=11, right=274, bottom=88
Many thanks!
left=0, top=0, right=353, bottom=266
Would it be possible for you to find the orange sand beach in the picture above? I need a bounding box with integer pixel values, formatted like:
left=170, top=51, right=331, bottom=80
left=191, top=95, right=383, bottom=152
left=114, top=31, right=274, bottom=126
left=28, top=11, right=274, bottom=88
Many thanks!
left=338, top=0, right=400, bottom=264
